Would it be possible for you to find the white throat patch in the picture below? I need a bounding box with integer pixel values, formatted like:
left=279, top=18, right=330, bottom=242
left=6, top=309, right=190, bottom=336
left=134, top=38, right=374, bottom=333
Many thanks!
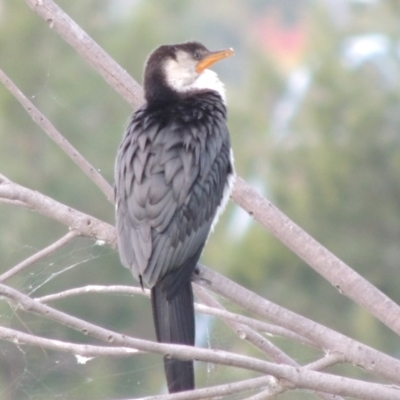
left=192, top=69, right=226, bottom=103
left=164, top=52, right=226, bottom=103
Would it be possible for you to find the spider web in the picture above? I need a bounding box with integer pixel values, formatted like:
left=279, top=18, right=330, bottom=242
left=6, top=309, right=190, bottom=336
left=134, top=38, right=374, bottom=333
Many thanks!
left=1, top=238, right=254, bottom=399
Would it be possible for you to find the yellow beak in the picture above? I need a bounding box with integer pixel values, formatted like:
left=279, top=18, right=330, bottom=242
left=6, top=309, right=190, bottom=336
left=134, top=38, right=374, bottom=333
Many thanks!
left=196, top=48, right=235, bottom=73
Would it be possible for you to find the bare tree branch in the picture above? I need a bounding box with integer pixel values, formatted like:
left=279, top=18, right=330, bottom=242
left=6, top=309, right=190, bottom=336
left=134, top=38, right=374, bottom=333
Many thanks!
left=242, top=353, right=345, bottom=400
left=244, top=354, right=346, bottom=400
left=305, top=353, right=346, bottom=371
left=36, top=284, right=315, bottom=347
left=232, top=177, right=400, bottom=337
left=194, top=286, right=343, bottom=400
left=0, top=174, right=116, bottom=248
left=195, top=264, right=400, bottom=385
left=0, top=326, right=140, bottom=357
left=195, top=286, right=295, bottom=363
left=0, top=230, right=79, bottom=283
left=35, top=284, right=149, bottom=303
left=0, top=68, right=114, bottom=203
left=196, top=303, right=315, bottom=348
left=1, top=283, right=399, bottom=399
left=194, top=286, right=342, bottom=400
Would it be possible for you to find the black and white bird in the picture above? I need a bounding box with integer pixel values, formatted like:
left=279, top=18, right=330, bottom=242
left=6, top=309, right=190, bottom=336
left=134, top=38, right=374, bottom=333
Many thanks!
left=114, top=42, right=234, bottom=393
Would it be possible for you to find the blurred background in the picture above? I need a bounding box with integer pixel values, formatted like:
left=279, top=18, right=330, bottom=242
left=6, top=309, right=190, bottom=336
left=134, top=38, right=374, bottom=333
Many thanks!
left=1, top=0, right=400, bottom=398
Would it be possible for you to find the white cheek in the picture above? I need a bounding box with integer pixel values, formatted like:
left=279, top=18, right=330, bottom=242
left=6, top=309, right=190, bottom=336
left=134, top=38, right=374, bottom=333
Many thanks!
left=164, top=59, right=195, bottom=91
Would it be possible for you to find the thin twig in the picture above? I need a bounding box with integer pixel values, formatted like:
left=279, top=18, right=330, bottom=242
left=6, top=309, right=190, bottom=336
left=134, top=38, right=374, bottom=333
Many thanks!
left=0, top=326, right=140, bottom=357
left=36, top=284, right=315, bottom=347
left=305, top=353, right=346, bottom=372
left=196, top=303, right=316, bottom=348
left=0, top=231, right=79, bottom=283
left=0, top=68, right=114, bottom=203
left=35, top=285, right=149, bottom=302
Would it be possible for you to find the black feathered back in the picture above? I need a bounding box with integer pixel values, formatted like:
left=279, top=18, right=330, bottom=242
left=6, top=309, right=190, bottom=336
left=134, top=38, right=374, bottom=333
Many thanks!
left=115, top=91, right=232, bottom=293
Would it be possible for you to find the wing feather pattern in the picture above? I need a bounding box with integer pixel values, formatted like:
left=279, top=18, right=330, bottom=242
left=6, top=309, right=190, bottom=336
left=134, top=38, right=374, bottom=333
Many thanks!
left=115, top=93, right=233, bottom=288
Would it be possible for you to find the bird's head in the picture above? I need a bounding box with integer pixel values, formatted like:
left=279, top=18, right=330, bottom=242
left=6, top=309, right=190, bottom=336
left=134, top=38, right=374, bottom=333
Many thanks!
left=143, top=42, right=234, bottom=104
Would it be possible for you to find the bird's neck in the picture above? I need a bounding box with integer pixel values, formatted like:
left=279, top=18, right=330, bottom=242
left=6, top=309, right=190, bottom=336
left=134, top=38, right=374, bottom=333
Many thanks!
left=189, top=69, right=227, bottom=104
left=145, top=69, right=227, bottom=107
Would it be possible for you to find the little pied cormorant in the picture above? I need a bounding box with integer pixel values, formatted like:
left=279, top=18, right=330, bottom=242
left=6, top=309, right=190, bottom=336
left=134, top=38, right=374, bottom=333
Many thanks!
left=114, top=42, right=234, bottom=393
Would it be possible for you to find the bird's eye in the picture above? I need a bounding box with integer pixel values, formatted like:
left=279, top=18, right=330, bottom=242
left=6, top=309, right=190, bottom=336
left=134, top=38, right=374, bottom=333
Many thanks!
left=194, top=51, right=202, bottom=60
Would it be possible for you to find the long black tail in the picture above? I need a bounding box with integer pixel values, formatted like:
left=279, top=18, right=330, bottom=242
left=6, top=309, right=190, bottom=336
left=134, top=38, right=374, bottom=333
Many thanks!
left=151, top=271, right=195, bottom=392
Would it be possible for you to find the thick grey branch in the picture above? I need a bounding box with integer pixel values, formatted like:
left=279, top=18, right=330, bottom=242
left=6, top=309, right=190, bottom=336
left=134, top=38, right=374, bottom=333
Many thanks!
left=232, top=177, right=400, bottom=337
left=0, top=175, right=116, bottom=248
